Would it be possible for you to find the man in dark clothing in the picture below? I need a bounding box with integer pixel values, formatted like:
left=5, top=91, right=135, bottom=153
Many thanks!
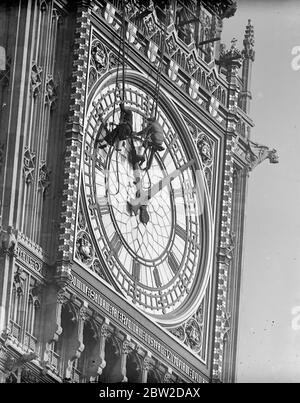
left=97, top=105, right=133, bottom=150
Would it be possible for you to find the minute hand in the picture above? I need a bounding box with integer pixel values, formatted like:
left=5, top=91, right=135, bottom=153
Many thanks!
left=130, top=160, right=195, bottom=207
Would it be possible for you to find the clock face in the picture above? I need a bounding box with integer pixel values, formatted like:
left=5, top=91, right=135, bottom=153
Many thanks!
left=82, top=73, right=212, bottom=323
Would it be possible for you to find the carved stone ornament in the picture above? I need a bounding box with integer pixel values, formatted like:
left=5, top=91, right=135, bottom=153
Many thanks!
left=197, top=135, right=213, bottom=165
left=108, top=51, right=119, bottom=70
left=206, top=71, right=218, bottom=93
left=31, top=63, right=42, bottom=97
left=242, top=19, right=255, bottom=61
left=75, top=231, right=94, bottom=265
left=100, top=323, right=111, bottom=339
left=186, top=53, right=198, bottom=74
left=221, top=312, right=231, bottom=342
left=45, top=75, right=57, bottom=108
left=56, top=289, right=68, bottom=305
left=92, top=259, right=102, bottom=275
left=201, top=0, right=237, bottom=19
left=218, top=232, right=236, bottom=265
left=187, top=122, right=198, bottom=139
left=144, top=14, right=157, bottom=38
left=91, top=40, right=107, bottom=72
left=166, top=34, right=177, bottom=55
left=38, top=162, right=51, bottom=194
left=168, top=300, right=205, bottom=357
left=219, top=37, right=243, bottom=68
left=0, top=226, right=17, bottom=257
left=143, top=356, right=153, bottom=372
left=163, top=371, right=173, bottom=383
left=79, top=305, right=88, bottom=322
left=185, top=318, right=202, bottom=352
left=13, top=268, right=23, bottom=289
left=77, top=203, right=86, bottom=231
left=122, top=339, right=133, bottom=355
left=89, top=39, right=110, bottom=92
left=170, top=325, right=185, bottom=342
left=23, top=147, right=36, bottom=184
left=245, top=140, right=279, bottom=170
left=124, top=0, right=139, bottom=20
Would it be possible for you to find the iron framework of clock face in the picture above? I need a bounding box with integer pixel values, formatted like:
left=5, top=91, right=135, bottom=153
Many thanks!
left=82, top=72, right=213, bottom=324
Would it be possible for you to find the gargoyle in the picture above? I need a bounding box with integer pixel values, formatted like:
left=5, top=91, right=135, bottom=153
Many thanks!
left=245, top=140, right=279, bottom=170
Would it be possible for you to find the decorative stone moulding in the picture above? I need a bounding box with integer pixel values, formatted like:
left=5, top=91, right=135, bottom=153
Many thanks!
left=91, top=40, right=108, bottom=72
left=169, top=300, right=206, bottom=358
left=197, top=134, right=214, bottom=166
left=0, top=226, right=17, bottom=257
left=23, top=147, right=36, bottom=184
left=38, top=162, right=51, bottom=194
left=75, top=231, right=94, bottom=266
left=45, top=75, right=57, bottom=109
left=31, top=63, right=42, bottom=98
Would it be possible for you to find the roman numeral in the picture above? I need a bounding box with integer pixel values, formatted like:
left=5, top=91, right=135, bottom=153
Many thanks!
left=168, top=251, right=179, bottom=274
left=110, top=231, right=123, bottom=256
left=95, top=154, right=106, bottom=171
left=97, top=196, right=110, bottom=215
left=173, top=187, right=183, bottom=198
left=189, top=232, right=199, bottom=251
left=175, top=224, right=186, bottom=240
left=84, top=146, right=93, bottom=163
left=153, top=267, right=162, bottom=288
left=132, top=261, right=141, bottom=282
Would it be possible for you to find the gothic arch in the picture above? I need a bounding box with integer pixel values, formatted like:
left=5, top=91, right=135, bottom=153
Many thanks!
left=126, top=350, right=142, bottom=383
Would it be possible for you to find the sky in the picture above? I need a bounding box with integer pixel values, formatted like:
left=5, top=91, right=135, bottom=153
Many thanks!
left=222, top=0, right=300, bottom=383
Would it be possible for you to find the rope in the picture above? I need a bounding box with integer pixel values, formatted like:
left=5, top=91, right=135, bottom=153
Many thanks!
left=112, top=0, right=128, bottom=196
left=112, top=26, right=123, bottom=125
left=150, top=21, right=167, bottom=119
left=121, top=0, right=126, bottom=105
left=109, top=148, right=121, bottom=196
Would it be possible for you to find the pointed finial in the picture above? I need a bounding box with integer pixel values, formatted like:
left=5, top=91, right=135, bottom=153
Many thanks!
left=231, top=37, right=238, bottom=49
left=242, top=19, right=255, bottom=61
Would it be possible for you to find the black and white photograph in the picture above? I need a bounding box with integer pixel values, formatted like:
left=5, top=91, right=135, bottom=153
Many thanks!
left=0, top=0, right=298, bottom=386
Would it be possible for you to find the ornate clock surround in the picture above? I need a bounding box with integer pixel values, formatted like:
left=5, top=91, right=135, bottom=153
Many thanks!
left=77, top=68, right=214, bottom=327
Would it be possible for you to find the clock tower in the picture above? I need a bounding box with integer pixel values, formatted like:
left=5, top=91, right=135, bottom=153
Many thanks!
left=0, top=0, right=278, bottom=383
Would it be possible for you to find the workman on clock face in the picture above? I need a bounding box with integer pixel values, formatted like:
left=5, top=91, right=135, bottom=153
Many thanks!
left=97, top=105, right=133, bottom=150
left=140, top=117, right=165, bottom=170
left=142, top=117, right=165, bottom=150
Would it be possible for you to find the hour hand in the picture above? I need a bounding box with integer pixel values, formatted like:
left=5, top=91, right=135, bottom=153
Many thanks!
left=139, top=205, right=150, bottom=225
left=127, top=201, right=150, bottom=225
left=128, top=160, right=195, bottom=209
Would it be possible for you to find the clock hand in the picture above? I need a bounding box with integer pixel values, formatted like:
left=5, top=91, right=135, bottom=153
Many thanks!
left=128, top=165, right=151, bottom=224
left=128, top=159, right=195, bottom=209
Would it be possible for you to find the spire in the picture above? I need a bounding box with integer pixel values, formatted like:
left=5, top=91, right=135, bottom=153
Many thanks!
left=240, top=20, right=255, bottom=113
left=242, top=19, right=255, bottom=61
